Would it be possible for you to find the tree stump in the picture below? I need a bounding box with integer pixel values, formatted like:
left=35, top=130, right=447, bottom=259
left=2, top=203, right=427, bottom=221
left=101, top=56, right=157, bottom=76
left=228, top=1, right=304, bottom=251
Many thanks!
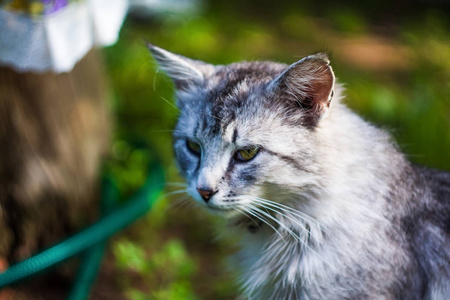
left=0, top=49, right=111, bottom=297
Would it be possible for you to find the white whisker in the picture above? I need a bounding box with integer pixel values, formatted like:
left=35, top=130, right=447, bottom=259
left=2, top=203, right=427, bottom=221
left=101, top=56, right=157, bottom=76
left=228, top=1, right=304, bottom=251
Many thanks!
left=164, top=189, right=188, bottom=197
left=244, top=195, right=335, bottom=236
left=246, top=203, right=300, bottom=242
left=160, top=96, right=180, bottom=112
left=245, top=202, right=337, bottom=271
left=234, top=207, right=261, bottom=229
left=241, top=203, right=285, bottom=241
left=166, top=196, right=193, bottom=212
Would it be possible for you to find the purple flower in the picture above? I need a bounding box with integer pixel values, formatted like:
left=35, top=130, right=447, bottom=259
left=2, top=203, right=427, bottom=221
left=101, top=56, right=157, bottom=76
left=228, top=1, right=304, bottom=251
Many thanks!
left=42, top=0, right=69, bottom=15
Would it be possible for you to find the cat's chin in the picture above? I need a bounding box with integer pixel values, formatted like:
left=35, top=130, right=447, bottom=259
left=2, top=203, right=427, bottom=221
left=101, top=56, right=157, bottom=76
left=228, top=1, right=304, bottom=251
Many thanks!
left=206, top=205, right=240, bottom=219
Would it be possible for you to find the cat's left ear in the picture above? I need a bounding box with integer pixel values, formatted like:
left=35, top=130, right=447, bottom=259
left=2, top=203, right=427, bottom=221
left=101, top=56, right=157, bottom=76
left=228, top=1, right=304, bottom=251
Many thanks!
left=147, top=42, right=215, bottom=90
left=269, top=53, right=335, bottom=126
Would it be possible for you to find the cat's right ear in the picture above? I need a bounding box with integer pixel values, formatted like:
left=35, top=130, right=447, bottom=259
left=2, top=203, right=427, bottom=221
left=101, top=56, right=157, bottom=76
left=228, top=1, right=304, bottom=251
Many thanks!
left=269, top=53, right=335, bottom=126
left=147, top=42, right=215, bottom=90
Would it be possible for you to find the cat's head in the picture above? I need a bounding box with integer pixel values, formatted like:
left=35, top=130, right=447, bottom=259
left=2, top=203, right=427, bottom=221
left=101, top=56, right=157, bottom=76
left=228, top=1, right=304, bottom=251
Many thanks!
left=149, top=44, right=335, bottom=219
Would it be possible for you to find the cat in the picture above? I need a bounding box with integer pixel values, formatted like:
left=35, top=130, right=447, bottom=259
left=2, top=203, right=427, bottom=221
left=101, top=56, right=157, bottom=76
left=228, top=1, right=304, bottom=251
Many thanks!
left=147, top=43, right=450, bottom=300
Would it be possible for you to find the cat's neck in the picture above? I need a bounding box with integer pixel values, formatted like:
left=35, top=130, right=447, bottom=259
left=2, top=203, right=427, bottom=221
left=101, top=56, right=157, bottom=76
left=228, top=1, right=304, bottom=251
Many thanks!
left=307, top=88, right=408, bottom=228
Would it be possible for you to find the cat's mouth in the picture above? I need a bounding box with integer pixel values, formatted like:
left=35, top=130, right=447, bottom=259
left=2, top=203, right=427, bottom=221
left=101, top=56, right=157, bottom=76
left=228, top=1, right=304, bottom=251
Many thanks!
left=206, top=204, right=241, bottom=218
left=207, top=204, right=233, bottom=212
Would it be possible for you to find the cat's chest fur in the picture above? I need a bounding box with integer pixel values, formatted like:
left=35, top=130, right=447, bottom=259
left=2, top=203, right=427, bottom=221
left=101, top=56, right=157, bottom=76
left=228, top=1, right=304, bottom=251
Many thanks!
left=231, top=195, right=407, bottom=299
left=234, top=213, right=415, bottom=300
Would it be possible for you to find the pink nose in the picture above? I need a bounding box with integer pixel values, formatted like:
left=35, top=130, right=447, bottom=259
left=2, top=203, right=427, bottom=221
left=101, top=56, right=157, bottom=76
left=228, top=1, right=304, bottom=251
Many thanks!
left=196, top=187, right=217, bottom=202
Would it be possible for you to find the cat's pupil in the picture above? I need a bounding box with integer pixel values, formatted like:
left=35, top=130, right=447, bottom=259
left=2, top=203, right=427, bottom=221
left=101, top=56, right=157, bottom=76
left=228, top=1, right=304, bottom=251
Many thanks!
left=186, top=140, right=201, bottom=155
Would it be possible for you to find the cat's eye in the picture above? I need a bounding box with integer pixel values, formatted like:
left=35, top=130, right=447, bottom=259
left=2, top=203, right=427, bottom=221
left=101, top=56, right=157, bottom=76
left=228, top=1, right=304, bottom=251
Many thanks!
left=186, top=140, right=201, bottom=155
left=235, top=146, right=260, bottom=162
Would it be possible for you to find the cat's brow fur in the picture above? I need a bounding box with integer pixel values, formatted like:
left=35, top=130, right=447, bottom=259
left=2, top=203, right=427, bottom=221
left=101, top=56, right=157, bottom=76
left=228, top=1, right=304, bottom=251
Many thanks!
left=148, top=43, right=450, bottom=300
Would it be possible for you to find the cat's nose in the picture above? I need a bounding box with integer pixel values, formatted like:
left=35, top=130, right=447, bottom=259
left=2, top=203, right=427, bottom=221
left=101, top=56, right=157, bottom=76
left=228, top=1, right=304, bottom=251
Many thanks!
left=196, top=187, right=218, bottom=203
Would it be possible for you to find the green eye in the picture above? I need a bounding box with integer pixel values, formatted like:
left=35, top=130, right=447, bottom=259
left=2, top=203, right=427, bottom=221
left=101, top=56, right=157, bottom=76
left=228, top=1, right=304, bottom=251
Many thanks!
left=235, top=146, right=260, bottom=162
left=187, top=140, right=201, bottom=155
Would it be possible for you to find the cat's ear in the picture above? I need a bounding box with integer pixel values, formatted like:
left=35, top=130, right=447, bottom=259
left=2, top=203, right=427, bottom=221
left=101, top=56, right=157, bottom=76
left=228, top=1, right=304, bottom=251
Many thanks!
left=147, top=42, right=215, bottom=90
left=270, top=53, right=335, bottom=126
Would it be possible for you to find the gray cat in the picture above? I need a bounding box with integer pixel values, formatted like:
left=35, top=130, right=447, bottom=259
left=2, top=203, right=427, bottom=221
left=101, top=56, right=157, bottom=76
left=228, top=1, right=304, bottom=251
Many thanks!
left=148, top=43, right=450, bottom=300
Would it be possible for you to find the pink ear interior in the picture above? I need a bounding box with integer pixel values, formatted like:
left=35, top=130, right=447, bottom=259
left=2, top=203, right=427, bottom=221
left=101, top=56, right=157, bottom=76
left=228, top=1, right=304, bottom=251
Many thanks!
left=276, top=54, right=335, bottom=125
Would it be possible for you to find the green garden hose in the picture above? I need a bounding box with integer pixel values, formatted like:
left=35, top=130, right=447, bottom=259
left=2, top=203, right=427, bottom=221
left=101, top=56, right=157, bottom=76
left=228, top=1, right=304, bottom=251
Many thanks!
left=0, top=152, right=164, bottom=298
left=66, top=177, right=120, bottom=300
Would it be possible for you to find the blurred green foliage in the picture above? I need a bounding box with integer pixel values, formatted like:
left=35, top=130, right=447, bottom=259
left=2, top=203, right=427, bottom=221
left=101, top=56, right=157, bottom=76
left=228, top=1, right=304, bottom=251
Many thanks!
left=114, top=238, right=198, bottom=300
left=102, top=0, right=450, bottom=298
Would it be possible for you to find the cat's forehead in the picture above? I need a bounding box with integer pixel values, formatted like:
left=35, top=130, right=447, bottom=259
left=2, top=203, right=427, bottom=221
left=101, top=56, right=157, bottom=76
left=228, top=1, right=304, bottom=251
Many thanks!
left=177, top=61, right=288, bottom=141
left=206, top=62, right=286, bottom=118
left=208, top=61, right=287, bottom=91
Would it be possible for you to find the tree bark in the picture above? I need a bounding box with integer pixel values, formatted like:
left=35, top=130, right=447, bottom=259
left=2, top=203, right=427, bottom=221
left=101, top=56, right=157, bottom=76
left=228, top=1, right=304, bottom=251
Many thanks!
left=0, top=48, right=111, bottom=290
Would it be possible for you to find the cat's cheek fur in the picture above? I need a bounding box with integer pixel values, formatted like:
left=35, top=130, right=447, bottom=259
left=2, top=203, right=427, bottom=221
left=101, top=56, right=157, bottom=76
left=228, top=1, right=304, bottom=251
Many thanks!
left=173, top=139, right=198, bottom=178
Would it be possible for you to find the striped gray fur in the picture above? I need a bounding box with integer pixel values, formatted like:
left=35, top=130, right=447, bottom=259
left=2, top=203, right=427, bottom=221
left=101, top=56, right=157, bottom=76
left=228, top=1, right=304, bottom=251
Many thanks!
left=148, top=43, right=450, bottom=300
